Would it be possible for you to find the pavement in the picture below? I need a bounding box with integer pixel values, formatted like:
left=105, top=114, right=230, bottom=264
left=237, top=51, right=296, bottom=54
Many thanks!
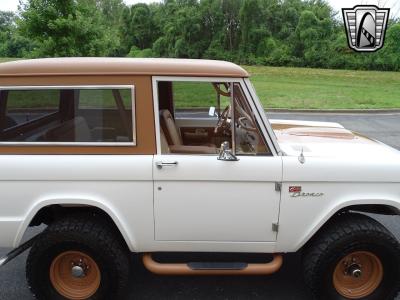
left=0, top=112, right=400, bottom=300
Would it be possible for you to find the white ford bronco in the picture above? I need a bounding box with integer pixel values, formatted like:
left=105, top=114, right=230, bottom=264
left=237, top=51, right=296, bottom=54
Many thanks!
left=0, top=58, right=399, bottom=300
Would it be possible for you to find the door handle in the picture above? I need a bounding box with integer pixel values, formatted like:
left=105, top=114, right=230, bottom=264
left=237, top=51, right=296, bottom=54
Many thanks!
left=156, top=161, right=178, bottom=169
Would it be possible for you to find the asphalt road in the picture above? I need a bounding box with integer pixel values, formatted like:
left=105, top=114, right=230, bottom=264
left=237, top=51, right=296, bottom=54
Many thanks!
left=1, top=112, right=400, bottom=300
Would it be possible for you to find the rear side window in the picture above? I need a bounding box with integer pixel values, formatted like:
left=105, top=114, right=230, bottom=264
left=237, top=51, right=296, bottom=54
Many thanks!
left=0, top=86, right=135, bottom=145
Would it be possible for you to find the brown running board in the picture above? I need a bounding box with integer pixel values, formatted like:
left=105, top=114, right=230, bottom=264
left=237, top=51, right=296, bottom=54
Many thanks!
left=142, top=253, right=283, bottom=275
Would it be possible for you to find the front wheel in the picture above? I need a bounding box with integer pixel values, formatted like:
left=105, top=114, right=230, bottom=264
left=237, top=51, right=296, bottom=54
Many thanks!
left=303, top=213, right=400, bottom=300
left=26, top=214, right=130, bottom=300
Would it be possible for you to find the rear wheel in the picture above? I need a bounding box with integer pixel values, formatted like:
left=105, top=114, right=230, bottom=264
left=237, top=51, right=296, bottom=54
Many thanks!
left=50, top=250, right=101, bottom=299
left=26, top=214, right=130, bottom=300
left=303, top=213, right=400, bottom=300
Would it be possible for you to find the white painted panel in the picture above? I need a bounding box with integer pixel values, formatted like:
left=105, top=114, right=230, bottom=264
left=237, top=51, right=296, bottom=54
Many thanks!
left=0, top=155, right=154, bottom=250
left=0, top=219, right=23, bottom=247
left=276, top=156, right=400, bottom=252
left=154, top=155, right=282, bottom=242
left=0, top=155, right=153, bottom=181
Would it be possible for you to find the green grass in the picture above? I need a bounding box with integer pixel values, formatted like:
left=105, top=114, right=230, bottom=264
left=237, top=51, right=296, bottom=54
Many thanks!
left=174, top=66, right=400, bottom=109
left=1, top=58, right=400, bottom=109
left=246, top=66, right=400, bottom=109
left=173, top=82, right=230, bottom=108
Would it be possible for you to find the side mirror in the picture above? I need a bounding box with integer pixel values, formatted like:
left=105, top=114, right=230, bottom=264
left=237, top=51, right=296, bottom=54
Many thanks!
left=217, top=141, right=239, bottom=161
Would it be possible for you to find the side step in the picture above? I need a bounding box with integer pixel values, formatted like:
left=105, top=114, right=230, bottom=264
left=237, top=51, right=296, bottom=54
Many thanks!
left=142, top=253, right=283, bottom=275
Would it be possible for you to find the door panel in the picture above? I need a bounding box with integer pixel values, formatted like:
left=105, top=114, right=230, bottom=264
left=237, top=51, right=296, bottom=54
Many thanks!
left=176, top=118, right=223, bottom=146
left=180, top=127, right=214, bottom=145
left=153, top=154, right=282, bottom=242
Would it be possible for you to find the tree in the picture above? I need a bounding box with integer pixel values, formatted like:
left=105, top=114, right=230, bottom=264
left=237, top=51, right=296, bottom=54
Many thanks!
left=120, top=3, right=154, bottom=53
left=0, top=11, right=33, bottom=57
left=4, top=0, right=400, bottom=71
left=376, top=24, right=400, bottom=71
left=18, top=0, right=119, bottom=57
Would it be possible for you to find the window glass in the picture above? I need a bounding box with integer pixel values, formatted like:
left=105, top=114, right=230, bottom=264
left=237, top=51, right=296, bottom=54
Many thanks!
left=232, top=83, right=270, bottom=156
left=157, top=81, right=230, bottom=155
left=156, top=80, right=270, bottom=156
left=0, top=87, right=134, bottom=144
left=5, top=90, right=59, bottom=129
left=173, top=82, right=230, bottom=110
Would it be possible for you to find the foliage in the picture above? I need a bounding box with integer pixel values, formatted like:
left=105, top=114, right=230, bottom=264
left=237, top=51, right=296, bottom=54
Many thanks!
left=0, top=11, right=33, bottom=57
left=17, top=0, right=121, bottom=57
left=0, top=0, right=399, bottom=71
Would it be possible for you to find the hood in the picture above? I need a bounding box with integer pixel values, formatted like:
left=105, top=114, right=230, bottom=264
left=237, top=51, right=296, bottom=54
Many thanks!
left=270, top=119, right=400, bottom=158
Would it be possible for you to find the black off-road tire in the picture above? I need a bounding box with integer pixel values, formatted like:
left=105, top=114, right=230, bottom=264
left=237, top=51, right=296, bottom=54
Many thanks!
left=26, top=214, right=131, bottom=300
left=302, top=213, right=400, bottom=300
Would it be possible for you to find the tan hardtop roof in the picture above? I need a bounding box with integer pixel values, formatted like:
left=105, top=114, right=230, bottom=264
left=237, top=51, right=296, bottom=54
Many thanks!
left=0, top=57, right=249, bottom=78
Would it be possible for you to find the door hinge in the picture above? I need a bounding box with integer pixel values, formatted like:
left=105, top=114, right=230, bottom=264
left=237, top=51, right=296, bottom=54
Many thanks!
left=272, top=223, right=279, bottom=232
left=275, top=182, right=282, bottom=192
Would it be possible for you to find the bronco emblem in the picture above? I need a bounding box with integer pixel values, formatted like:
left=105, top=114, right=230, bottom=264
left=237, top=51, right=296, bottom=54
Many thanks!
left=290, top=192, right=324, bottom=198
left=342, top=5, right=390, bottom=52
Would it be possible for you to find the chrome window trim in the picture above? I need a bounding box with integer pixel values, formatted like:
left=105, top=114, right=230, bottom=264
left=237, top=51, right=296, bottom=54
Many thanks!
left=151, top=76, right=278, bottom=156
left=230, top=82, right=236, bottom=155
left=231, top=81, right=274, bottom=156
left=152, top=76, right=242, bottom=155
left=243, top=78, right=281, bottom=156
left=0, top=85, right=136, bottom=147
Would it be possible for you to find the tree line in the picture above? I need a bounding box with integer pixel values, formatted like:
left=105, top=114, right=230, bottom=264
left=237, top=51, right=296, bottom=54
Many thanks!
left=1, top=0, right=400, bottom=71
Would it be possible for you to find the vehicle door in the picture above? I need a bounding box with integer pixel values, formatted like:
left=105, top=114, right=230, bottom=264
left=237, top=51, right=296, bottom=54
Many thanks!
left=153, top=78, right=282, bottom=242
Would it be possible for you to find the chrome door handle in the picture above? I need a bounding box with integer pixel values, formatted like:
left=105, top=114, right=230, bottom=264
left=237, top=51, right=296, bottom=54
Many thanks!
left=156, top=161, right=178, bottom=169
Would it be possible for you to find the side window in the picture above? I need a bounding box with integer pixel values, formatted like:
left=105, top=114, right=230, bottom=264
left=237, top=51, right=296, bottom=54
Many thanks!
left=0, top=87, right=135, bottom=144
left=3, top=90, right=59, bottom=130
left=157, top=81, right=229, bottom=155
left=156, top=80, right=270, bottom=156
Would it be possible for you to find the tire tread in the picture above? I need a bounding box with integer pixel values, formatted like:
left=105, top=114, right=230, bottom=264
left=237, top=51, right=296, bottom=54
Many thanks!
left=303, top=213, right=400, bottom=299
left=26, top=213, right=130, bottom=300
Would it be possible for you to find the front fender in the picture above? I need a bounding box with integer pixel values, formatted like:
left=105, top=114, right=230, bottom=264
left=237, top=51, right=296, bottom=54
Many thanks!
left=276, top=186, right=400, bottom=252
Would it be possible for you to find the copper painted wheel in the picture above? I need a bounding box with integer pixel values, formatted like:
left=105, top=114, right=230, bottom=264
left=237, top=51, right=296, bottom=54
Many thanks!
left=333, top=251, right=383, bottom=299
left=50, top=251, right=101, bottom=300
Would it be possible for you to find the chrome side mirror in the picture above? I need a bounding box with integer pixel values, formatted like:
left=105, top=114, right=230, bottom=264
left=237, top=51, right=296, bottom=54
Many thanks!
left=218, top=141, right=238, bottom=161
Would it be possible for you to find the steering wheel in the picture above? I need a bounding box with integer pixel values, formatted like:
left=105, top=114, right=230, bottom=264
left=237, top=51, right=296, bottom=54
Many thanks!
left=214, top=105, right=231, bottom=134
left=238, top=117, right=257, bottom=132
left=235, top=103, right=257, bottom=132
left=212, top=83, right=230, bottom=97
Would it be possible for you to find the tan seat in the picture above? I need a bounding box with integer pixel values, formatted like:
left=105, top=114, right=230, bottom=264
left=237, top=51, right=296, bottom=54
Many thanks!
left=160, top=109, right=183, bottom=146
left=159, top=110, right=218, bottom=155
left=160, top=128, right=170, bottom=154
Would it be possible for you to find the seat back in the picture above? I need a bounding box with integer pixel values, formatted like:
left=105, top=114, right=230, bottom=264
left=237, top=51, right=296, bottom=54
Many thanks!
left=160, top=109, right=182, bottom=145
left=160, top=128, right=170, bottom=153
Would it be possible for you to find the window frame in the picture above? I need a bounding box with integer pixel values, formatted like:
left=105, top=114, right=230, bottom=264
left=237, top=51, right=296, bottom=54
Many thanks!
left=152, top=76, right=279, bottom=156
left=0, top=85, right=136, bottom=147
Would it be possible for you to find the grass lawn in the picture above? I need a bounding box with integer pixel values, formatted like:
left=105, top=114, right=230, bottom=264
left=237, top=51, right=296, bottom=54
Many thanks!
left=1, top=58, right=399, bottom=109
left=247, top=66, right=400, bottom=109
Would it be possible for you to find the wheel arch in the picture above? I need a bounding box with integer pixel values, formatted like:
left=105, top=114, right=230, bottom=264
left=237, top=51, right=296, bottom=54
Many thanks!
left=294, top=200, right=400, bottom=252
left=14, top=198, right=136, bottom=251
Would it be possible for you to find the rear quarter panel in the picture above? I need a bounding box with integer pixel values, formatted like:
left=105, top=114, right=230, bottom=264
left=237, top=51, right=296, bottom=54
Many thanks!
left=0, top=75, right=156, bottom=250
left=0, top=155, right=154, bottom=250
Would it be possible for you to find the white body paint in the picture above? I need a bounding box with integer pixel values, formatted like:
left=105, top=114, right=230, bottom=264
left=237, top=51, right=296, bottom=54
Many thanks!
left=1, top=76, right=399, bottom=255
